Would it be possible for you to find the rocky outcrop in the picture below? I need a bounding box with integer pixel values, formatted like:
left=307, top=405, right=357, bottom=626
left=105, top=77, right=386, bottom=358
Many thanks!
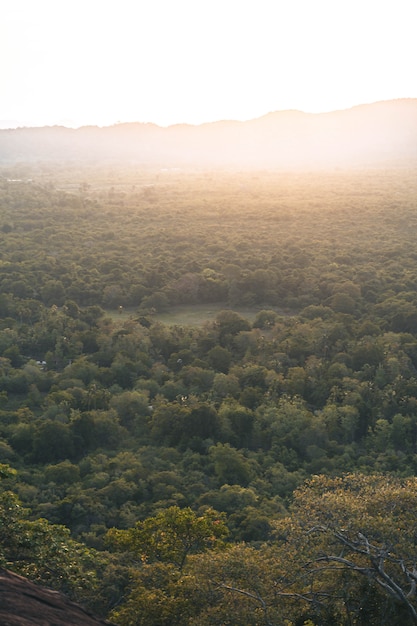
left=0, top=568, right=116, bottom=626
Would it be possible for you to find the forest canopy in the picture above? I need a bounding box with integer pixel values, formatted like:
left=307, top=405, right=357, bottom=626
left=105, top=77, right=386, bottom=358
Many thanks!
left=1, top=164, right=417, bottom=624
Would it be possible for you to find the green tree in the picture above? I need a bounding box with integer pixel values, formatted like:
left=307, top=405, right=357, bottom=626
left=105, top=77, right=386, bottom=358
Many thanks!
left=207, top=345, right=232, bottom=373
left=32, top=420, right=75, bottom=463
left=106, top=505, right=228, bottom=570
left=109, top=389, right=151, bottom=434
left=209, top=443, right=256, bottom=486
left=0, top=464, right=104, bottom=607
left=273, top=474, right=417, bottom=625
left=215, top=310, right=251, bottom=347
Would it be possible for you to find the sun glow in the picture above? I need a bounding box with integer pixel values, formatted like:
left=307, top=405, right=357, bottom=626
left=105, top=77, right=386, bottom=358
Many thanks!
left=1, top=0, right=416, bottom=128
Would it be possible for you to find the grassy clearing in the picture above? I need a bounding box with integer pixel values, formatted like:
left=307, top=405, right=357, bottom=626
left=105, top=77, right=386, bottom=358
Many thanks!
left=104, top=303, right=286, bottom=326
left=155, top=303, right=263, bottom=326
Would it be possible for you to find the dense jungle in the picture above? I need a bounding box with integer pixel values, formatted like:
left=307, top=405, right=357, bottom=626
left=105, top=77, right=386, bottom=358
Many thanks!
left=1, top=163, right=417, bottom=625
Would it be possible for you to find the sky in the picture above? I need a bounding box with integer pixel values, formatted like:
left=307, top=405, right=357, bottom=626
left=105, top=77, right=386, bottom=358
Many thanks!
left=1, top=0, right=416, bottom=128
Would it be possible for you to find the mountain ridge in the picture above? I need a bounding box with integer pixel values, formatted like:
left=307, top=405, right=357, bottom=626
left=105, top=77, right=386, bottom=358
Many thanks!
left=1, top=99, right=416, bottom=168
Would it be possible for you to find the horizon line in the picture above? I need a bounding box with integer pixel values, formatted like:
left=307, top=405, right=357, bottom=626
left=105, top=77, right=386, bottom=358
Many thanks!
left=1, top=98, right=416, bottom=132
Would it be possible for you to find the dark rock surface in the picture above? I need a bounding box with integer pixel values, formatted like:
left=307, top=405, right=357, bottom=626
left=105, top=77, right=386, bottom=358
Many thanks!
left=0, top=568, right=116, bottom=626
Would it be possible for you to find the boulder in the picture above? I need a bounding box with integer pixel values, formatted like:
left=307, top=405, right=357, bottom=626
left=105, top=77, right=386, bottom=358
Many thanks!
left=0, top=568, right=116, bottom=626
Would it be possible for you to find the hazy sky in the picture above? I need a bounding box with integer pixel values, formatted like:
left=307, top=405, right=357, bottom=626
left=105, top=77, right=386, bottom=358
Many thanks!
left=2, top=0, right=416, bottom=128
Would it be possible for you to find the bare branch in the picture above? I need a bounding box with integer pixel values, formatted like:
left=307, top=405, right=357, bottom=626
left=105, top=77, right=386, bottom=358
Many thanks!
left=315, top=554, right=372, bottom=576
left=216, top=583, right=273, bottom=626
left=308, top=528, right=417, bottom=625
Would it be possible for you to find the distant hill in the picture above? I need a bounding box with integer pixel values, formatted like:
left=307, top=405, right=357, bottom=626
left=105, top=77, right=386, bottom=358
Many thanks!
left=1, top=99, right=416, bottom=168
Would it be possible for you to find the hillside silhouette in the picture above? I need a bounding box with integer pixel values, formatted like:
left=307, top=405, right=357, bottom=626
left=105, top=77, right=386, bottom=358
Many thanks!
left=1, top=99, right=416, bottom=168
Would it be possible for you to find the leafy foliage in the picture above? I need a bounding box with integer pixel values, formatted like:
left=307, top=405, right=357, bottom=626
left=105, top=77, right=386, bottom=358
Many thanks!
left=2, top=165, right=417, bottom=623
left=0, top=465, right=109, bottom=610
left=106, top=505, right=228, bottom=569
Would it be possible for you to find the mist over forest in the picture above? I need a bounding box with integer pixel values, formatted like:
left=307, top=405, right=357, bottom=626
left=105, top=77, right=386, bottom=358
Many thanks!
left=1, top=100, right=417, bottom=625
left=1, top=99, right=416, bottom=168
